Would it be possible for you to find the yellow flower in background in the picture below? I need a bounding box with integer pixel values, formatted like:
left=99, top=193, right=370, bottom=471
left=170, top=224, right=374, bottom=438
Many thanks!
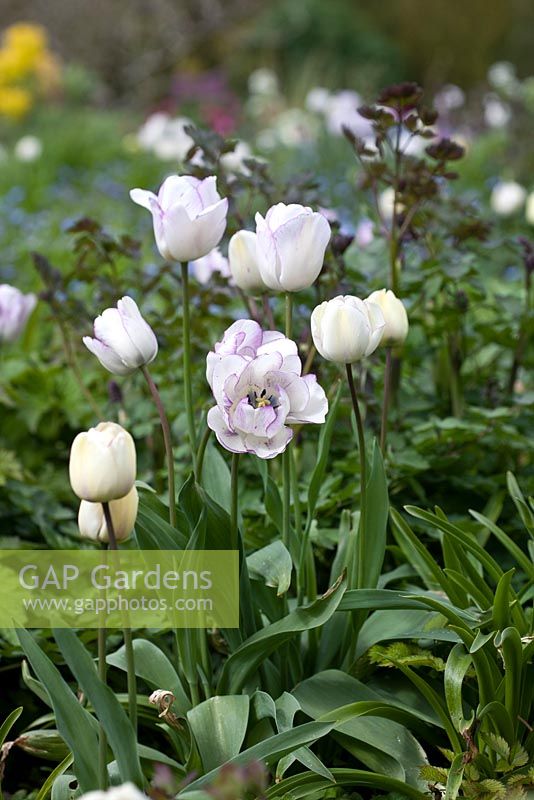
left=0, top=22, right=60, bottom=120
left=0, top=85, right=32, bottom=119
left=3, top=23, right=47, bottom=72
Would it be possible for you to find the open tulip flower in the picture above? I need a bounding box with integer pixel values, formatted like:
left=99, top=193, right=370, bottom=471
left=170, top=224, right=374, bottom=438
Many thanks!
left=83, top=296, right=158, bottom=375
left=311, top=295, right=385, bottom=363
left=255, top=202, right=331, bottom=292
left=206, top=319, right=328, bottom=458
left=130, top=174, right=228, bottom=262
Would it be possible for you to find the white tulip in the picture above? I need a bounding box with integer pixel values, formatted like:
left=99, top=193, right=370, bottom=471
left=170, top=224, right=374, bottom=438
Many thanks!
left=79, top=783, right=148, bottom=800
left=83, top=296, right=158, bottom=376
left=130, top=175, right=228, bottom=262
left=366, top=289, right=409, bottom=346
left=311, top=295, right=385, bottom=364
left=490, top=181, right=526, bottom=216
left=78, top=487, right=138, bottom=543
left=255, top=203, right=331, bottom=292
left=228, top=230, right=267, bottom=293
left=69, top=422, right=136, bottom=503
left=0, top=284, right=37, bottom=342
left=525, top=192, right=534, bottom=225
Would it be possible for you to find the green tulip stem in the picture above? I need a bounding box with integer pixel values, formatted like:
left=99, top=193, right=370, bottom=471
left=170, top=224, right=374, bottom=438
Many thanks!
left=196, top=425, right=212, bottom=482
left=285, top=292, right=293, bottom=340
left=283, top=292, right=293, bottom=551
left=181, top=262, right=198, bottom=475
left=379, top=347, right=392, bottom=453
left=231, top=453, right=240, bottom=552
left=102, top=503, right=137, bottom=736
left=97, top=543, right=108, bottom=791
left=345, top=363, right=367, bottom=588
left=142, top=366, right=176, bottom=527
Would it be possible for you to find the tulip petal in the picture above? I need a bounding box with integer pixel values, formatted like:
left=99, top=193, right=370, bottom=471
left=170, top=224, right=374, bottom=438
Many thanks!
left=207, top=406, right=247, bottom=454
left=130, top=188, right=158, bottom=210
left=83, top=336, right=134, bottom=375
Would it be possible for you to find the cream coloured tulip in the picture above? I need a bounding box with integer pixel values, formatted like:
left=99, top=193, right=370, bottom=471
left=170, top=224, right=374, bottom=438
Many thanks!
left=69, top=422, right=136, bottom=502
left=311, top=295, right=385, bottom=363
left=78, top=486, right=138, bottom=543
left=83, top=296, right=158, bottom=375
left=130, top=175, right=228, bottom=262
left=255, top=203, right=331, bottom=292
left=366, top=289, right=409, bottom=346
left=228, top=230, right=267, bottom=292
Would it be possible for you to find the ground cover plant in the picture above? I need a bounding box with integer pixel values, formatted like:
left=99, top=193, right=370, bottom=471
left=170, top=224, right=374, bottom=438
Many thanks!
left=0, top=14, right=533, bottom=800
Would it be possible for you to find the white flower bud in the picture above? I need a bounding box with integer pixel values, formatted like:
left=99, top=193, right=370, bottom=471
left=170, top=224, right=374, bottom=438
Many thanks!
left=366, top=289, right=409, bottom=346
left=228, top=230, right=267, bottom=293
left=311, top=295, right=385, bottom=364
left=78, top=487, right=138, bottom=543
left=69, top=422, right=136, bottom=503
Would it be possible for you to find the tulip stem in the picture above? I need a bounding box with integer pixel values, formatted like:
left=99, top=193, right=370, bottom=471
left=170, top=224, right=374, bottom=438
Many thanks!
left=345, top=364, right=367, bottom=588
left=196, top=426, right=212, bottom=482
left=102, top=503, right=137, bottom=736
left=230, top=453, right=240, bottom=552
left=283, top=293, right=293, bottom=553
left=97, top=613, right=108, bottom=789
left=285, top=293, right=293, bottom=339
left=379, top=347, right=392, bottom=453
left=142, top=366, right=176, bottom=527
left=181, top=262, right=198, bottom=475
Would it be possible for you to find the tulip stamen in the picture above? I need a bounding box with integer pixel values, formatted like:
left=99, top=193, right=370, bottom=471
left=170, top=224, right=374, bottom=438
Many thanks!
left=247, top=388, right=279, bottom=409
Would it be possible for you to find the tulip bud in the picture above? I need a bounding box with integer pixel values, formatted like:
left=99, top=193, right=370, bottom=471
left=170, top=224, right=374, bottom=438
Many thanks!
left=78, top=486, right=138, bottom=543
left=228, top=230, right=267, bottom=292
left=83, top=296, right=158, bottom=376
left=130, top=175, right=228, bottom=263
left=311, top=295, right=385, bottom=364
left=78, top=782, right=148, bottom=800
left=0, top=284, right=37, bottom=342
left=69, top=422, right=136, bottom=502
left=255, top=203, right=331, bottom=292
left=366, top=289, right=409, bottom=346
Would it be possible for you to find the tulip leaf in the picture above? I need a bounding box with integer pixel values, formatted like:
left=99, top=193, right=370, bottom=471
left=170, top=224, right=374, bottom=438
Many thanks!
left=17, top=629, right=100, bottom=794
left=359, top=438, right=388, bottom=590
left=444, top=643, right=474, bottom=734
left=187, top=696, right=250, bottom=772
left=107, top=637, right=191, bottom=715
left=217, top=572, right=346, bottom=694
left=247, top=540, right=292, bottom=596
left=53, top=628, right=144, bottom=788
left=293, top=670, right=428, bottom=788
left=263, top=768, right=428, bottom=800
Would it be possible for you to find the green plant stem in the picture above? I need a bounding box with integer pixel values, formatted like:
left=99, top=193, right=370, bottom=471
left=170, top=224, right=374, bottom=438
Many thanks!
left=379, top=347, right=392, bottom=453
left=181, top=262, right=197, bottom=474
left=345, top=364, right=367, bottom=588
left=283, top=292, right=293, bottom=552
left=102, top=503, right=137, bottom=734
left=285, top=293, right=293, bottom=339
left=230, top=453, right=240, bottom=552
left=196, top=425, right=211, bottom=482
left=97, top=602, right=108, bottom=790
left=141, top=366, right=176, bottom=527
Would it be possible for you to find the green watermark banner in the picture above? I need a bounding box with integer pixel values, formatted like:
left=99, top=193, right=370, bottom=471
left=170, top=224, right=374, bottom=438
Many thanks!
left=0, top=550, right=239, bottom=629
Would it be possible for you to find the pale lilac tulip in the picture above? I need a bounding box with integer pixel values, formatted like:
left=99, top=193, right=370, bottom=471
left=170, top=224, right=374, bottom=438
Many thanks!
left=130, top=175, right=228, bottom=262
left=83, top=296, right=158, bottom=375
left=190, top=247, right=231, bottom=285
left=255, top=203, right=331, bottom=292
left=311, top=295, right=385, bottom=363
left=0, top=284, right=37, bottom=342
left=206, top=319, right=327, bottom=459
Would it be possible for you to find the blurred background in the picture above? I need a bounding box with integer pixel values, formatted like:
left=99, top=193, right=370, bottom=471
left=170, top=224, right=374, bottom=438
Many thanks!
left=1, top=0, right=533, bottom=109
